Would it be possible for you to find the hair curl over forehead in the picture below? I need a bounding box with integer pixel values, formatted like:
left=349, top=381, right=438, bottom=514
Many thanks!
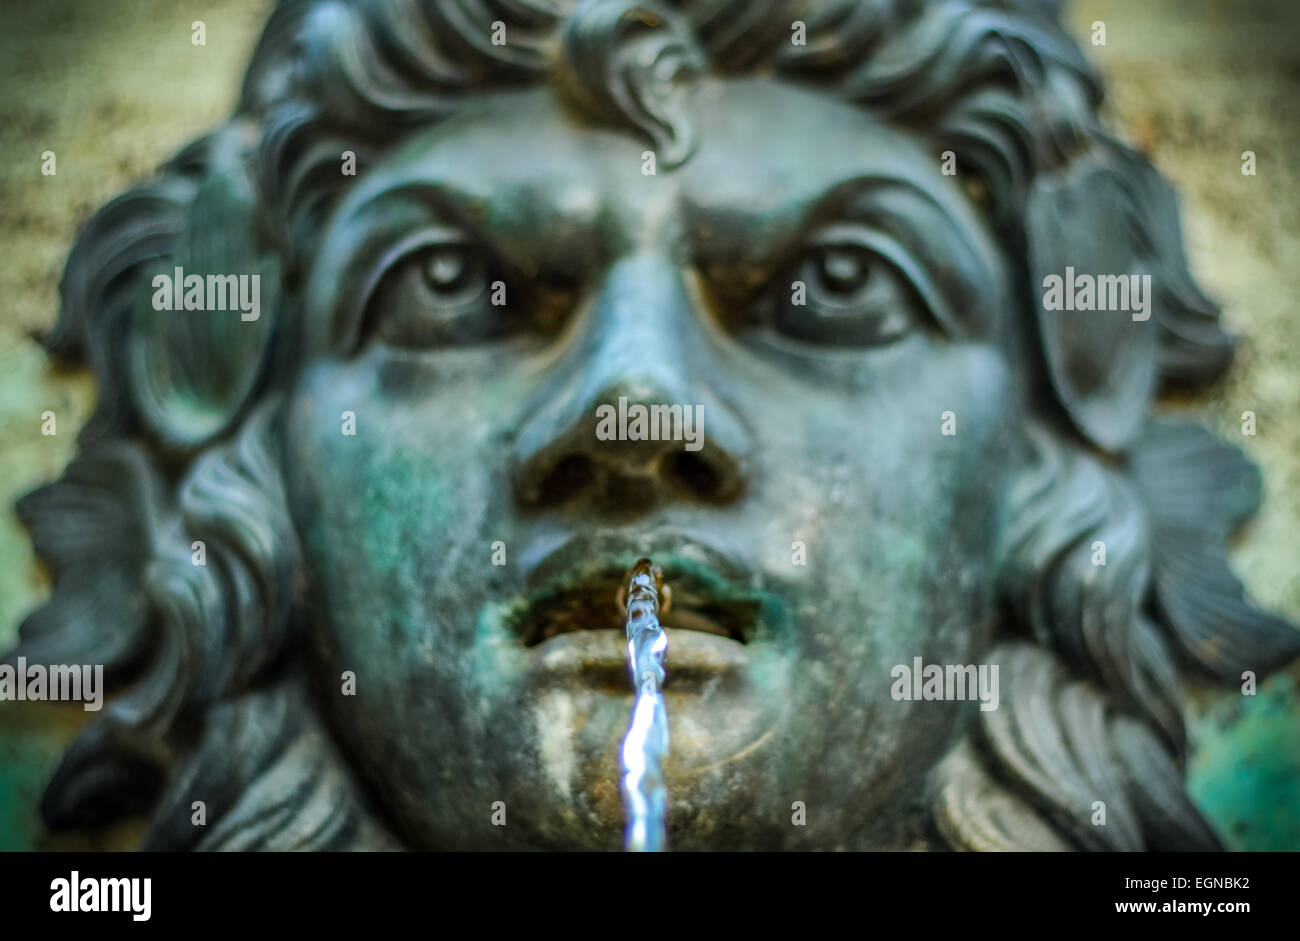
left=9, top=0, right=1298, bottom=849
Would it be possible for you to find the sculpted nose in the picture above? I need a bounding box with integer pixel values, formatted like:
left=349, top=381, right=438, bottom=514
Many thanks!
left=511, top=254, right=749, bottom=510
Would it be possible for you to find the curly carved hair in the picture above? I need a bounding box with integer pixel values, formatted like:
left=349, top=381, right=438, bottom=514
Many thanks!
left=8, top=0, right=1298, bottom=849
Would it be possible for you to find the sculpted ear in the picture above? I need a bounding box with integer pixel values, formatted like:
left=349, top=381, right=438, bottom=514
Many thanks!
left=52, top=122, right=279, bottom=454
left=1025, top=159, right=1157, bottom=452
left=1026, top=147, right=1234, bottom=452
left=127, top=126, right=281, bottom=452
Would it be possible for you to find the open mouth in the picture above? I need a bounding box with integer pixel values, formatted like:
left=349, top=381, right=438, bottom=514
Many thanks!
left=515, top=566, right=759, bottom=648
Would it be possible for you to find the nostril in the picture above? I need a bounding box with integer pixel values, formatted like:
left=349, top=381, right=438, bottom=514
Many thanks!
left=534, top=453, right=596, bottom=506
left=663, top=450, right=727, bottom=502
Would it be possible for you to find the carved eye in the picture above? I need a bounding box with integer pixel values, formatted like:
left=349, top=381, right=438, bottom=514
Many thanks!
left=366, top=238, right=508, bottom=348
left=814, top=245, right=871, bottom=294
left=761, top=227, right=923, bottom=347
left=420, top=245, right=479, bottom=298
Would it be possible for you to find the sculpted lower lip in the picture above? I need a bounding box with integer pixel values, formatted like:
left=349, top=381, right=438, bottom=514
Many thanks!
left=518, top=577, right=755, bottom=647
left=518, top=528, right=751, bottom=589
left=529, top=629, right=750, bottom=691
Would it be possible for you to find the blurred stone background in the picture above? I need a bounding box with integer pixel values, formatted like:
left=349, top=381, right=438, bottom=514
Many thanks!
left=0, top=0, right=1296, bottom=849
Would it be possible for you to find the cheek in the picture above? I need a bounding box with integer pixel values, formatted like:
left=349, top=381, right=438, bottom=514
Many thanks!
left=758, top=338, right=1014, bottom=552
left=874, top=341, right=1015, bottom=556
left=279, top=355, right=527, bottom=823
left=281, top=356, right=511, bottom=657
left=778, top=341, right=1015, bottom=661
left=763, top=343, right=1015, bottom=798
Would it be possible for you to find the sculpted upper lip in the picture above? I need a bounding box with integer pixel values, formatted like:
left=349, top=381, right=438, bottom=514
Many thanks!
left=510, top=528, right=761, bottom=648
left=519, top=527, right=750, bottom=590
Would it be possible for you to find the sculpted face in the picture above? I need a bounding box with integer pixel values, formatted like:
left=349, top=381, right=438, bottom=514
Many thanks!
left=285, top=79, right=1018, bottom=849
left=19, top=0, right=1292, bottom=853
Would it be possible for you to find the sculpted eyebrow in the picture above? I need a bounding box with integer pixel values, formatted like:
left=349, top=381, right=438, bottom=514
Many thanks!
left=316, top=176, right=600, bottom=350
left=688, top=174, right=1000, bottom=337
left=315, top=182, right=478, bottom=350
left=818, top=177, right=1001, bottom=337
left=686, top=172, right=931, bottom=263
left=400, top=175, right=605, bottom=282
